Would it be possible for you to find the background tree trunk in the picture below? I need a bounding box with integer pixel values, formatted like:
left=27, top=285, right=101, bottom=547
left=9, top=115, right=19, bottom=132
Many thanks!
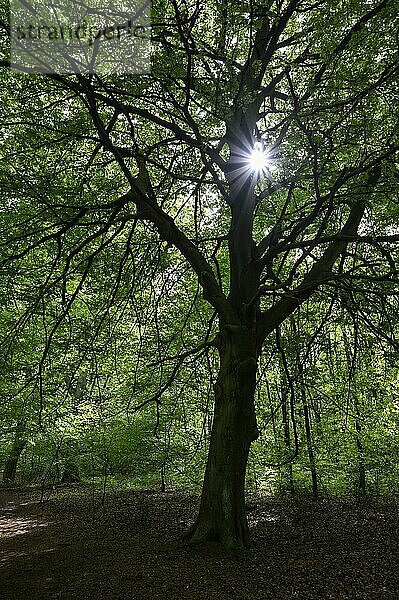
left=354, top=396, right=366, bottom=495
left=60, top=459, right=81, bottom=484
left=281, top=381, right=295, bottom=496
left=3, top=422, right=27, bottom=484
left=302, top=388, right=318, bottom=498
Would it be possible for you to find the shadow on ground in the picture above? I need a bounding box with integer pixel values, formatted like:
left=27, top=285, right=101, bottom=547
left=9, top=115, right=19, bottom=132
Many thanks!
left=0, top=486, right=398, bottom=599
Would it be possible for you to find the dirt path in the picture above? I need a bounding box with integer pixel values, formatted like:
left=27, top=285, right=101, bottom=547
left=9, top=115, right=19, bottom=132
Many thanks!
left=0, top=487, right=398, bottom=599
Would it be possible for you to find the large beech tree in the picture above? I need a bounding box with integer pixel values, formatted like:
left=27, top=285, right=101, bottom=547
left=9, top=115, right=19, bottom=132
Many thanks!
left=1, top=0, right=399, bottom=547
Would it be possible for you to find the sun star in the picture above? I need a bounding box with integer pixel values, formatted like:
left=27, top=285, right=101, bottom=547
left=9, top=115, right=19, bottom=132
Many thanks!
left=249, top=141, right=270, bottom=173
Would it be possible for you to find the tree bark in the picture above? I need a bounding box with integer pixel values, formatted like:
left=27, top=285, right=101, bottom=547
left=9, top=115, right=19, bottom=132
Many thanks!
left=187, top=326, right=259, bottom=549
left=302, top=390, right=318, bottom=498
left=354, top=396, right=366, bottom=495
left=60, top=459, right=80, bottom=484
left=281, top=382, right=295, bottom=496
left=2, top=422, right=27, bottom=484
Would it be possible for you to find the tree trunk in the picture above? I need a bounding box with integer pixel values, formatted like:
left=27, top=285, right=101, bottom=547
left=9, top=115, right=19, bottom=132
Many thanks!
left=60, top=458, right=80, bottom=484
left=281, top=381, right=295, bottom=496
left=354, top=396, right=366, bottom=495
left=302, top=390, right=318, bottom=498
left=187, top=327, right=259, bottom=549
left=3, top=422, right=27, bottom=484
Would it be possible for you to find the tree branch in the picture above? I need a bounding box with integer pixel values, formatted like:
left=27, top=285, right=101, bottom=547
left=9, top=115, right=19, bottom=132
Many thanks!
left=257, top=198, right=366, bottom=343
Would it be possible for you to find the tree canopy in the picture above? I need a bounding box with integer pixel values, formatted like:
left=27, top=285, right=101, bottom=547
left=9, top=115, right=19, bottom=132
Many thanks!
left=0, top=0, right=398, bottom=549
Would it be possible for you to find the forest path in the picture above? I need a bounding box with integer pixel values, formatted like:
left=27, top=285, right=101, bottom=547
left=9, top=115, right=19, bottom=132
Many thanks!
left=0, top=486, right=398, bottom=599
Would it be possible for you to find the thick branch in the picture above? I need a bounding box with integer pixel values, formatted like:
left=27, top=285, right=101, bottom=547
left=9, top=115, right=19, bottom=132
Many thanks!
left=130, top=188, right=238, bottom=323
left=83, top=83, right=237, bottom=325
left=257, top=199, right=366, bottom=343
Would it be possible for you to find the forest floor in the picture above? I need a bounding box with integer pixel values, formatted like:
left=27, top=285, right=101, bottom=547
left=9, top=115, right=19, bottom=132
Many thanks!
left=0, top=485, right=398, bottom=600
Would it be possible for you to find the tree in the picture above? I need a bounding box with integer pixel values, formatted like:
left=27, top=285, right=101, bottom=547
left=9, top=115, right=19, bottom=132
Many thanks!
left=2, top=420, right=27, bottom=483
left=1, top=0, right=398, bottom=548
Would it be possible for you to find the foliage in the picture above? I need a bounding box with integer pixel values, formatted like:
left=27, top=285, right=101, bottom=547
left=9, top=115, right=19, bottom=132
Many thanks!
left=0, top=0, right=398, bottom=549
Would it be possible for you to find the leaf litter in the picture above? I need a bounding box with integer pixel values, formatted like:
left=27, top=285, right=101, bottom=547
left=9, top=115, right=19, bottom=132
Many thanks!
left=0, top=486, right=398, bottom=599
